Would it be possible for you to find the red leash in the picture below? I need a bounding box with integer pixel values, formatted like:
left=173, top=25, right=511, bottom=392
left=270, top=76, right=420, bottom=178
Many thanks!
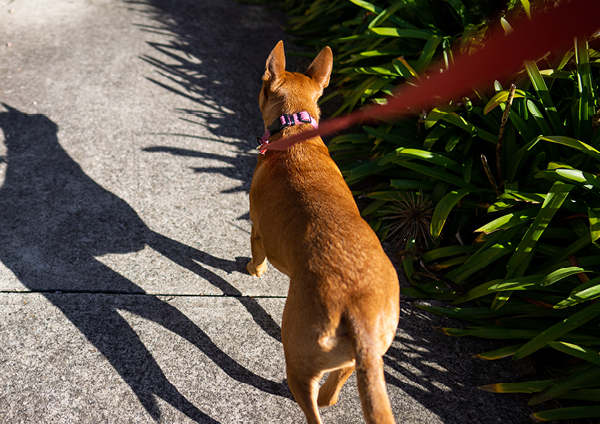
left=260, top=0, right=600, bottom=153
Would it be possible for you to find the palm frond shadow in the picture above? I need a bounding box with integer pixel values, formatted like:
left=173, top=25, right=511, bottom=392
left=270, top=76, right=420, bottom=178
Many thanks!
left=123, top=0, right=313, bottom=194
left=382, top=303, right=537, bottom=424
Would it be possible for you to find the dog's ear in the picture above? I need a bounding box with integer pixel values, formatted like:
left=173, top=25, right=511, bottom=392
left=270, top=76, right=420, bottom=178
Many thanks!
left=263, top=40, right=286, bottom=84
left=305, top=46, right=333, bottom=89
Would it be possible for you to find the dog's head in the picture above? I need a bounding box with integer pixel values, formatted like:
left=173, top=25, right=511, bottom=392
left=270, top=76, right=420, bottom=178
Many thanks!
left=259, top=41, right=332, bottom=127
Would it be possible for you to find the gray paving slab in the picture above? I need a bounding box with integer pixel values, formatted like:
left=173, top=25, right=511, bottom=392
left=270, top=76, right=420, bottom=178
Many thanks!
left=1, top=293, right=535, bottom=424
left=0, top=0, right=540, bottom=422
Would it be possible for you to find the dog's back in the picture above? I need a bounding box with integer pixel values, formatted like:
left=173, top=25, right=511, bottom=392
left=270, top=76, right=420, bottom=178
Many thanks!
left=247, top=41, right=399, bottom=424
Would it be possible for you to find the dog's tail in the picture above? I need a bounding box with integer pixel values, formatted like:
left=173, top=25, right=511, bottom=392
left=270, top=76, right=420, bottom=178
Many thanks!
left=347, top=314, right=396, bottom=424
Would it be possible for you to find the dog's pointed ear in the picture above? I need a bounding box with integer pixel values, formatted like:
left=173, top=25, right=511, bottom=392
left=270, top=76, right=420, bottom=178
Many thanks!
left=263, top=40, right=286, bottom=83
left=305, top=46, right=333, bottom=89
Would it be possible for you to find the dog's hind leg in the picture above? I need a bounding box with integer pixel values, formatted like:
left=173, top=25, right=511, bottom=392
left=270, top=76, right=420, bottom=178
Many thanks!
left=246, top=225, right=268, bottom=276
left=317, top=365, right=355, bottom=407
left=286, top=369, right=323, bottom=424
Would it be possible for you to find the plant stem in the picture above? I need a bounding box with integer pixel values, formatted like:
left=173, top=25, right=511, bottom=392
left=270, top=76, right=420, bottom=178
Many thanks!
left=497, top=84, right=516, bottom=185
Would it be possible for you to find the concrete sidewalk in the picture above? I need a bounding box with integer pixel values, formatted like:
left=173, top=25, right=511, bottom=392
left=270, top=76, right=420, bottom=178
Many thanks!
left=0, top=0, right=537, bottom=422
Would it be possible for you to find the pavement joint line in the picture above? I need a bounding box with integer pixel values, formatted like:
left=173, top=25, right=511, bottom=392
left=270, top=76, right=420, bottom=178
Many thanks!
left=1, top=290, right=423, bottom=304
left=0, top=290, right=288, bottom=299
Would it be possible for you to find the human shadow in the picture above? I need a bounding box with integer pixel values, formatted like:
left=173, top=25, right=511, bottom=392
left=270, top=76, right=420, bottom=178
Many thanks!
left=0, top=105, right=289, bottom=422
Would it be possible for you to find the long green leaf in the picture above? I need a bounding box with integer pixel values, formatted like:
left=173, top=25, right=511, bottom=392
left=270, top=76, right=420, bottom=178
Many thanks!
left=507, top=107, right=535, bottom=143
left=415, top=36, right=443, bottom=73
left=441, top=0, right=471, bottom=26
left=476, top=207, right=538, bottom=234
left=348, top=0, right=381, bottom=14
left=505, top=181, right=573, bottom=278
left=474, top=344, right=525, bottom=360
left=447, top=241, right=516, bottom=286
left=447, top=225, right=523, bottom=287
left=422, top=245, right=478, bottom=262
left=555, top=276, right=600, bottom=308
left=513, top=301, right=600, bottom=359
left=483, top=89, right=527, bottom=114
left=487, top=267, right=584, bottom=291
left=430, top=189, right=470, bottom=239
left=524, top=60, right=565, bottom=136
left=352, top=65, right=399, bottom=76
left=344, top=160, right=395, bottom=185
left=439, top=327, right=542, bottom=339
left=360, top=199, right=386, bottom=216
left=390, top=148, right=463, bottom=174
left=506, top=136, right=541, bottom=183
left=529, top=366, right=600, bottom=405
left=363, top=126, right=420, bottom=147
left=539, top=135, right=600, bottom=162
left=479, top=379, right=560, bottom=393
left=520, top=0, right=531, bottom=20
left=438, top=327, right=600, bottom=344
left=367, top=1, right=405, bottom=28
left=557, top=389, right=600, bottom=401
left=392, top=57, right=420, bottom=82
left=492, top=182, right=573, bottom=311
left=536, top=168, right=600, bottom=191
left=548, top=342, right=600, bottom=367
left=575, top=37, right=594, bottom=141
left=390, top=179, right=436, bottom=191
left=539, top=235, right=593, bottom=270
left=425, top=108, right=497, bottom=143
left=423, top=124, right=450, bottom=150
left=533, top=406, right=600, bottom=421
left=403, top=237, right=419, bottom=285
left=499, top=191, right=546, bottom=204
left=589, top=206, right=600, bottom=242
left=368, top=27, right=435, bottom=40
left=454, top=267, right=580, bottom=303
left=539, top=255, right=600, bottom=276
left=399, top=161, right=477, bottom=189
left=526, top=99, right=553, bottom=135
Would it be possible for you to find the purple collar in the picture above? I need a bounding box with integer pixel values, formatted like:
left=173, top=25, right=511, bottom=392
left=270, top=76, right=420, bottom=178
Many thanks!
left=257, top=111, right=318, bottom=150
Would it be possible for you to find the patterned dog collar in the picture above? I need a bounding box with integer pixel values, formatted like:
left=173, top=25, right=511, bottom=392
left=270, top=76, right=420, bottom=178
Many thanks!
left=257, top=111, right=318, bottom=149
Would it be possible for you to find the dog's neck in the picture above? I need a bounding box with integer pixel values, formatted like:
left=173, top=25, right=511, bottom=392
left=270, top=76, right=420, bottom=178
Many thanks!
left=257, top=111, right=318, bottom=148
left=258, top=111, right=319, bottom=144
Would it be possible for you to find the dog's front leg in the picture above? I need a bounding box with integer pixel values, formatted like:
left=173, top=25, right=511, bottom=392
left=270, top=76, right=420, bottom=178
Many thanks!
left=246, top=224, right=268, bottom=276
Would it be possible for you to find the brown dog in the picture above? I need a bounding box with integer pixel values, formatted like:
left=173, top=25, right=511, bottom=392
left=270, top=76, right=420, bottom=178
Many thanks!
left=247, top=41, right=400, bottom=424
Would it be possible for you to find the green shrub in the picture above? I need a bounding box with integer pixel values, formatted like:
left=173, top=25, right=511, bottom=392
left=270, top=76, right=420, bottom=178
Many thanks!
left=284, top=0, right=600, bottom=420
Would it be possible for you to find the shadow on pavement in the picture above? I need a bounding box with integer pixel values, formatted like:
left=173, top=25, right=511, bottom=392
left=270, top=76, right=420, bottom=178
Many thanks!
left=128, top=0, right=289, bottom=139
left=116, top=1, right=534, bottom=422
left=0, top=105, right=290, bottom=423
left=142, top=145, right=252, bottom=194
left=124, top=0, right=304, bottom=195
left=382, top=303, right=534, bottom=424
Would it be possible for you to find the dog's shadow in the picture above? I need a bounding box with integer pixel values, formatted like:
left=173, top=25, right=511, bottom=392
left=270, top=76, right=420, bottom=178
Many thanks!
left=0, top=105, right=290, bottom=422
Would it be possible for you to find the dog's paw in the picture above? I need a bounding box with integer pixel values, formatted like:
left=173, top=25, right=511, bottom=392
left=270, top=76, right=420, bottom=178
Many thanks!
left=246, top=260, right=267, bottom=277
